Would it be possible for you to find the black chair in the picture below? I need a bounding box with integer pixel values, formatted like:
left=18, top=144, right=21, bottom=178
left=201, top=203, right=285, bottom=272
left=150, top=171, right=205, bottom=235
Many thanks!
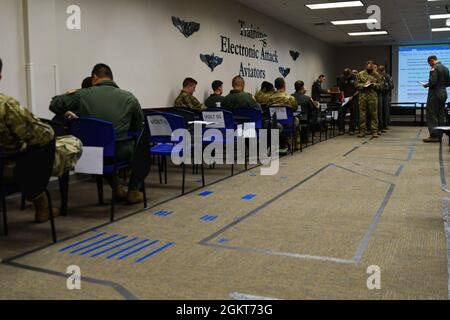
left=0, top=141, right=58, bottom=243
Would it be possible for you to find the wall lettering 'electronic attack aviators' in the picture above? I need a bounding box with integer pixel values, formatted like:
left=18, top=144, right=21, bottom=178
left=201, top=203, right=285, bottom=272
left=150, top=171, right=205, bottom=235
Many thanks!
left=290, top=50, right=300, bottom=61
left=172, top=16, right=200, bottom=38
left=200, top=53, right=224, bottom=72
left=279, top=67, right=291, bottom=78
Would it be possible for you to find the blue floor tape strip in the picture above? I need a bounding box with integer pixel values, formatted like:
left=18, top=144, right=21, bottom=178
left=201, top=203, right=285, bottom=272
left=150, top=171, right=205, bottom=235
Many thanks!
left=59, top=232, right=107, bottom=252
left=199, top=191, right=214, bottom=197
left=106, top=239, right=149, bottom=260
left=79, top=236, right=128, bottom=256
left=241, top=194, right=257, bottom=200
left=118, top=240, right=159, bottom=261
left=91, top=237, right=139, bottom=258
left=136, top=243, right=175, bottom=263
left=70, top=234, right=119, bottom=254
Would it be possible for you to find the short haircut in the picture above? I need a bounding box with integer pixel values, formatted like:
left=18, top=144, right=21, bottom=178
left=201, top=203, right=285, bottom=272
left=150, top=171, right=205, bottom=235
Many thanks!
left=183, top=77, right=198, bottom=88
left=319, top=75, right=325, bottom=79
left=295, top=80, right=305, bottom=92
left=367, top=60, right=375, bottom=65
left=82, top=76, right=93, bottom=89
left=212, top=80, right=223, bottom=91
left=0, top=57, right=3, bottom=74
left=274, top=77, right=286, bottom=90
left=91, top=63, right=113, bottom=80
left=232, top=75, right=245, bottom=87
left=428, top=55, right=438, bottom=62
left=261, top=81, right=274, bottom=92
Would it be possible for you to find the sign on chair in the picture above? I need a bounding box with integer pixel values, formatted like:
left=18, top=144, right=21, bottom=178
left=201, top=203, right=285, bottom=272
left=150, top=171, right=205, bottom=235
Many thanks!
left=75, top=147, right=104, bottom=175
left=203, top=111, right=225, bottom=128
left=147, top=115, right=172, bottom=136
left=269, top=107, right=288, bottom=120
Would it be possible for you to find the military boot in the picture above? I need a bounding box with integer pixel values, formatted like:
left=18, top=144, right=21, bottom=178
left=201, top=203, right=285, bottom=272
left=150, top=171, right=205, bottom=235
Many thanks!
left=357, top=132, right=366, bottom=138
left=33, top=193, right=61, bottom=223
left=127, top=190, right=144, bottom=205
left=115, top=185, right=128, bottom=202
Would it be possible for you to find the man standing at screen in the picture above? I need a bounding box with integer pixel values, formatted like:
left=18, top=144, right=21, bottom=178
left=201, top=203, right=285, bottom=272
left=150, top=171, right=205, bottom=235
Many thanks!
left=422, top=55, right=450, bottom=143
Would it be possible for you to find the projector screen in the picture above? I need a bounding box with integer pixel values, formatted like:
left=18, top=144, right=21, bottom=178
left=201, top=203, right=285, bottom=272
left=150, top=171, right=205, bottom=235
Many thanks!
left=398, top=44, right=450, bottom=103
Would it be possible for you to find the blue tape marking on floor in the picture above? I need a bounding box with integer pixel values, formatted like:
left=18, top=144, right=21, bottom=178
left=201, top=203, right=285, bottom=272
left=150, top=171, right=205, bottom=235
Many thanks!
left=280, top=176, right=288, bottom=180
left=154, top=210, right=173, bottom=217
left=70, top=234, right=120, bottom=254
left=79, top=236, right=128, bottom=256
left=135, top=242, right=175, bottom=263
left=118, top=240, right=159, bottom=261
left=59, top=232, right=107, bottom=252
left=201, top=215, right=218, bottom=221
left=106, top=239, right=149, bottom=260
left=249, top=173, right=257, bottom=177
left=91, top=237, right=139, bottom=258
left=218, top=239, right=229, bottom=244
left=209, top=216, right=218, bottom=221
left=241, top=194, right=257, bottom=201
left=199, top=191, right=214, bottom=197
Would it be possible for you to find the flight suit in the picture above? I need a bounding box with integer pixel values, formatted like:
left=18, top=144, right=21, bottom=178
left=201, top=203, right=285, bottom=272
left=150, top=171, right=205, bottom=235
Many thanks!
left=0, top=93, right=82, bottom=180
left=355, top=70, right=383, bottom=135
left=338, top=75, right=358, bottom=133
left=222, top=90, right=261, bottom=111
left=174, top=90, right=205, bottom=111
left=204, top=94, right=225, bottom=109
left=425, top=62, right=450, bottom=139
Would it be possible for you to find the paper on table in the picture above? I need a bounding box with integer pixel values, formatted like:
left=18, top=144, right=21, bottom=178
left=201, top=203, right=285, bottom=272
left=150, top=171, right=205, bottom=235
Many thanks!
left=75, top=147, right=103, bottom=175
left=417, top=81, right=427, bottom=86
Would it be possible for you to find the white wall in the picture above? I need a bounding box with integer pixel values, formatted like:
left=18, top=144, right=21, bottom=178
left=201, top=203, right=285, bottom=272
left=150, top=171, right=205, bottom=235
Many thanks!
left=53, top=0, right=336, bottom=111
left=0, top=0, right=27, bottom=105
left=3, top=0, right=337, bottom=116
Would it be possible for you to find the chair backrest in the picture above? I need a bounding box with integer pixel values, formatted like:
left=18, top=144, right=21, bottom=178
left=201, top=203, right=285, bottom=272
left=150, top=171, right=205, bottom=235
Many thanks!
left=232, top=108, right=263, bottom=129
left=13, top=140, right=56, bottom=199
left=70, top=118, right=116, bottom=158
left=202, top=109, right=235, bottom=132
left=43, top=118, right=70, bottom=136
left=146, top=112, right=186, bottom=144
left=130, top=127, right=151, bottom=184
left=269, top=107, right=294, bottom=126
left=165, top=108, right=196, bottom=123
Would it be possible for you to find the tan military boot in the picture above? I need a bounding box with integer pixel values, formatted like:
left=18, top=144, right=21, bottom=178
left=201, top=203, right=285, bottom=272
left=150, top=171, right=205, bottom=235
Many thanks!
left=115, top=185, right=128, bottom=202
left=357, top=132, right=366, bottom=138
left=372, top=133, right=379, bottom=138
left=33, top=193, right=61, bottom=223
left=127, top=190, right=144, bottom=205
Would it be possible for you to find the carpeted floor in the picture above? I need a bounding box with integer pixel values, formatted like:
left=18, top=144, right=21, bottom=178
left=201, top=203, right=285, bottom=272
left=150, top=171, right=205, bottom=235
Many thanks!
left=1, top=126, right=449, bottom=300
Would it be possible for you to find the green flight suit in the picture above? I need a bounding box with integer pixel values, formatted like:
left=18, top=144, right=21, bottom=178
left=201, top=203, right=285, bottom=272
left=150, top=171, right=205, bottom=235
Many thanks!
left=0, top=93, right=82, bottom=180
left=204, top=94, right=225, bottom=109
left=222, top=90, right=261, bottom=111
left=174, top=90, right=205, bottom=111
left=50, top=80, right=143, bottom=163
left=355, top=70, right=383, bottom=134
left=425, top=62, right=450, bottom=138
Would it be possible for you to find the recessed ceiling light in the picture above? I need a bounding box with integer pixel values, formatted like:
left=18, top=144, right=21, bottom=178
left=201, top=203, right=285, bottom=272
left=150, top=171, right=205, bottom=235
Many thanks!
left=432, top=27, right=450, bottom=32
left=348, top=30, right=388, bottom=36
left=306, top=1, right=364, bottom=10
left=430, top=14, right=450, bottom=20
left=331, top=18, right=377, bottom=25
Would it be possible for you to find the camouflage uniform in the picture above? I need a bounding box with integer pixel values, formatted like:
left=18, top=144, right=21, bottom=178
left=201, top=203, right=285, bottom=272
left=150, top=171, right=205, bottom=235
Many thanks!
left=0, top=94, right=82, bottom=180
left=174, top=90, right=205, bottom=111
left=355, top=70, right=383, bottom=134
left=255, top=90, right=274, bottom=106
left=267, top=91, right=301, bottom=150
left=267, top=91, right=298, bottom=110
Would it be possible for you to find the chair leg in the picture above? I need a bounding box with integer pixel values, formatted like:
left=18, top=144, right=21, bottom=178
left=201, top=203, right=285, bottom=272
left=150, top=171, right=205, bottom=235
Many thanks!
left=158, top=156, right=163, bottom=184
left=231, top=164, right=234, bottom=177
left=201, top=163, right=205, bottom=187
left=164, top=156, right=168, bottom=185
left=291, top=133, right=294, bottom=156
left=20, top=193, right=26, bottom=211
left=45, top=190, right=57, bottom=243
left=182, top=163, right=186, bottom=195
left=1, top=196, right=8, bottom=236
left=96, top=176, right=104, bottom=205
left=142, top=182, right=148, bottom=209
left=110, top=189, right=115, bottom=223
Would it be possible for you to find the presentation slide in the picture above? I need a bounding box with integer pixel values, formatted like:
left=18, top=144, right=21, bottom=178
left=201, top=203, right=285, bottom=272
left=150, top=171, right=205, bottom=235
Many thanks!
left=398, top=44, right=450, bottom=104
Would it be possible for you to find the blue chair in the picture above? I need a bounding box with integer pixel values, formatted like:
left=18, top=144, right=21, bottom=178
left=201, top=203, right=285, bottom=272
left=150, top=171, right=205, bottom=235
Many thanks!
left=202, top=109, right=238, bottom=176
left=147, top=112, right=204, bottom=195
left=270, top=107, right=296, bottom=155
left=70, top=118, right=135, bottom=222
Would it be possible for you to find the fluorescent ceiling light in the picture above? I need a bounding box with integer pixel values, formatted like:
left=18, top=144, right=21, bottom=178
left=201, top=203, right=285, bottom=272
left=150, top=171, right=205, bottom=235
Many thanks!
left=306, top=1, right=364, bottom=10
left=348, top=30, right=388, bottom=36
left=430, top=14, right=450, bottom=20
left=432, top=27, right=450, bottom=32
left=331, top=18, right=377, bottom=25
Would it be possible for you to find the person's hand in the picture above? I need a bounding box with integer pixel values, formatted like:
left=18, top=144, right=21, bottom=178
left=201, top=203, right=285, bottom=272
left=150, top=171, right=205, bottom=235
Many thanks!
left=349, top=96, right=354, bottom=101
left=64, top=111, right=79, bottom=120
